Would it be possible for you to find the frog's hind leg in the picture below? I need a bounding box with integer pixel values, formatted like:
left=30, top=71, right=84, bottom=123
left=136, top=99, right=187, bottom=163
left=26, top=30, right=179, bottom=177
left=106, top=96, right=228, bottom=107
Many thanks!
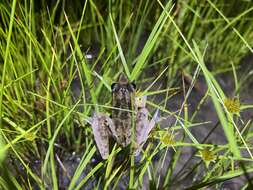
left=91, top=113, right=113, bottom=159
left=135, top=109, right=160, bottom=156
left=142, top=109, right=160, bottom=143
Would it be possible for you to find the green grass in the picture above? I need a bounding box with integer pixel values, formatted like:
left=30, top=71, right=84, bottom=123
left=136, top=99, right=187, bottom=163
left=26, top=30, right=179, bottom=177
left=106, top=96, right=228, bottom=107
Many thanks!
left=1, top=0, right=253, bottom=189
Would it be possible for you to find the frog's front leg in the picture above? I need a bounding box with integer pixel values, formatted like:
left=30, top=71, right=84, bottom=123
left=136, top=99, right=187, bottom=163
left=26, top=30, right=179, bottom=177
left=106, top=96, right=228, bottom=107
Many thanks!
left=90, top=113, right=115, bottom=159
left=135, top=96, right=160, bottom=155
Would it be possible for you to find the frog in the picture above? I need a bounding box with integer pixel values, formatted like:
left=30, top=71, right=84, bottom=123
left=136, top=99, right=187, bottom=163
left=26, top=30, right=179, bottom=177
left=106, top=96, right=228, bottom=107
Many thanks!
left=89, top=73, right=159, bottom=159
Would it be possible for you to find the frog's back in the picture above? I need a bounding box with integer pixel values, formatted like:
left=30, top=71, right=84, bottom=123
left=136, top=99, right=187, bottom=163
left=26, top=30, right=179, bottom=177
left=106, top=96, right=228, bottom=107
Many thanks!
left=111, top=73, right=135, bottom=146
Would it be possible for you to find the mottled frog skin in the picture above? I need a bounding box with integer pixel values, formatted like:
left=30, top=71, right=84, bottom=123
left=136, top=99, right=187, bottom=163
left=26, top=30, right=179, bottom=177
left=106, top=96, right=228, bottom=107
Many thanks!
left=111, top=73, right=135, bottom=147
left=90, top=73, right=159, bottom=159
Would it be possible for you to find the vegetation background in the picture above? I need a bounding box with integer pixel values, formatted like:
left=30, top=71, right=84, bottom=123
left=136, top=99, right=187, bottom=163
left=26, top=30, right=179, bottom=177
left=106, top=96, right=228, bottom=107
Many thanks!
left=0, top=0, right=253, bottom=189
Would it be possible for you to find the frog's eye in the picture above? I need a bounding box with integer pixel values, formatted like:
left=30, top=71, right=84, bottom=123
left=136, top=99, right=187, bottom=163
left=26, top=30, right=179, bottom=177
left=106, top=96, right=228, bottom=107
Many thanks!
left=131, top=82, right=136, bottom=89
left=111, top=83, right=119, bottom=92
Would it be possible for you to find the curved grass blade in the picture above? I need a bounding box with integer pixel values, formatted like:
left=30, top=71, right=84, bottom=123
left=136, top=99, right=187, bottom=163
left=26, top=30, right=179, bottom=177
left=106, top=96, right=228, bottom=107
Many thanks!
left=130, top=1, right=173, bottom=80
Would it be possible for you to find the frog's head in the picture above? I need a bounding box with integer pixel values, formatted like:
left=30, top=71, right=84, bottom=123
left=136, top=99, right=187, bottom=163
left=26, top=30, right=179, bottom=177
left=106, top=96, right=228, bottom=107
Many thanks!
left=118, top=72, right=129, bottom=84
left=111, top=73, right=136, bottom=93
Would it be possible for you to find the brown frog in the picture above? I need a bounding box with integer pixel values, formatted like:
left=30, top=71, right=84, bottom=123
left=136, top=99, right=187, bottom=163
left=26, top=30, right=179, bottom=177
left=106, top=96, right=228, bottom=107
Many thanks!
left=90, top=73, right=159, bottom=159
left=110, top=73, right=135, bottom=147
